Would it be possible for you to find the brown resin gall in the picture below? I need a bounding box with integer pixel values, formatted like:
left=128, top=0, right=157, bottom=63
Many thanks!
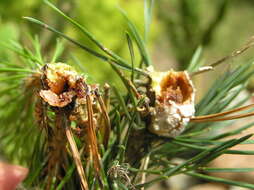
left=39, top=63, right=80, bottom=107
left=149, top=68, right=195, bottom=137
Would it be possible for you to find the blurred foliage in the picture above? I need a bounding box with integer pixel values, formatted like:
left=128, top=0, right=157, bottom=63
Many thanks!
left=0, top=0, right=154, bottom=85
left=155, top=0, right=254, bottom=71
left=1, top=0, right=254, bottom=73
left=157, top=0, right=230, bottom=69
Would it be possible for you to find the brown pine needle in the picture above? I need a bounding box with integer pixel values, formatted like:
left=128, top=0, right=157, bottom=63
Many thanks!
left=191, top=103, right=254, bottom=121
left=86, top=93, right=101, bottom=175
left=95, top=89, right=111, bottom=148
left=191, top=111, right=254, bottom=123
left=66, top=126, right=89, bottom=190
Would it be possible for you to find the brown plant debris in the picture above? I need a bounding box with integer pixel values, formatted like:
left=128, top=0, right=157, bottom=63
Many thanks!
left=33, top=63, right=110, bottom=189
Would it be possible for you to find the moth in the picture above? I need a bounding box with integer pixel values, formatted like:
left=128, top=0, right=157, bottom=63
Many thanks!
left=148, top=37, right=254, bottom=137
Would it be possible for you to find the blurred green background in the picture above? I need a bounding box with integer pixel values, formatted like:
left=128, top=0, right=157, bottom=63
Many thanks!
left=0, top=0, right=254, bottom=87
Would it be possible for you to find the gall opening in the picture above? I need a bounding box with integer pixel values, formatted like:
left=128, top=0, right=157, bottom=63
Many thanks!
left=159, top=71, right=193, bottom=104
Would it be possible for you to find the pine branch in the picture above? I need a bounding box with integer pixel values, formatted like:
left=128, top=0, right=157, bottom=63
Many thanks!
left=1, top=1, right=254, bottom=190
